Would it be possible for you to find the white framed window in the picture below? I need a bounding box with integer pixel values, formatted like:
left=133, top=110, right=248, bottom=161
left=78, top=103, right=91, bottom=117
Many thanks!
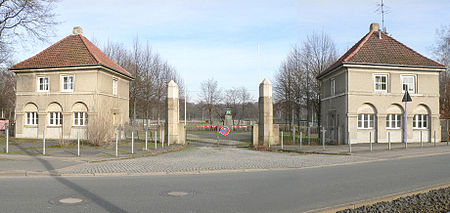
left=48, top=112, right=62, bottom=126
left=373, top=74, right=387, bottom=92
left=113, top=79, right=118, bottom=95
left=61, top=75, right=74, bottom=92
left=330, top=78, right=336, bottom=96
left=357, top=114, right=375, bottom=129
left=73, top=112, right=87, bottom=126
left=386, top=114, right=402, bottom=129
left=25, top=112, right=38, bottom=125
left=413, top=114, right=428, bottom=129
left=38, top=77, right=49, bottom=92
left=401, top=75, right=415, bottom=93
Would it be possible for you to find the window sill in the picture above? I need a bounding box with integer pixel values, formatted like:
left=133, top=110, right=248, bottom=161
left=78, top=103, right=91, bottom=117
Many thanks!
left=413, top=128, right=428, bottom=130
left=47, top=125, right=62, bottom=128
left=61, top=90, right=74, bottom=93
left=24, top=125, right=38, bottom=127
left=357, top=128, right=375, bottom=130
left=386, top=128, right=402, bottom=130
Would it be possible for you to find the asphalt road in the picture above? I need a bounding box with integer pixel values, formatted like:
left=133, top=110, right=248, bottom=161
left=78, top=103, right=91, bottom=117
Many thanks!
left=0, top=153, right=449, bottom=213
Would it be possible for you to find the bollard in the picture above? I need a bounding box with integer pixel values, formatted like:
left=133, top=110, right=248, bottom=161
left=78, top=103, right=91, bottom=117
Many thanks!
left=268, top=130, right=271, bottom=148
left=216, top=129, right=219, bottom=146
left=168, top=128, right=170, bottom=147
left=348, top=132, right=351, bottom=153
left=115, top=133, right=118, bottom=157
left=308, top=127, right=311, bottom=145
left=162, top=130, right=165, bottom=148
left=145, top=127, right=148, bottom=151
left=420, top=131, right=423, bottom=147
left=154, top=131, right=157, bottom=150
left=43, top=130, right=46, bottom=155
left=370, top=131, right=372, bottom=152
left=131, top=129, right=134, bottom=154
left=434, top=131, right=436, bottom=147
left=299, top=131, right=302, bottom=149
left=5, top=124, right=9, bottom=153
left=77, top=131, right=80, bottom=157
left=322, top=127, right=325, bottom=151
left=281, top=131, right=284, bottom=149
left=388, top=132, right=391, bottom=150
left=292, top=128, right=295, bottom=145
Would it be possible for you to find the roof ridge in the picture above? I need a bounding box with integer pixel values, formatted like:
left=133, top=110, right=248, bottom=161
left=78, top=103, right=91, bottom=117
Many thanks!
left=12, top=35, right=73, bottom=68
left=343, top=30, right=375, bottom=62
left=78, top=35, right=101, bottom=64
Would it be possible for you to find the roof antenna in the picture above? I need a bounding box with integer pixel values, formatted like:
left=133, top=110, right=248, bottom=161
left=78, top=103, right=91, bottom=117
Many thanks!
left=376, top=0, right=389, bottom=33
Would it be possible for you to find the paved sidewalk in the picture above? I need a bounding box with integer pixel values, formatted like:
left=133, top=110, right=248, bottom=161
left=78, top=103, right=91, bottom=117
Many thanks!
left=273, top=141, right=450, bottom=155
left=0, top=141, right=449, bottom=177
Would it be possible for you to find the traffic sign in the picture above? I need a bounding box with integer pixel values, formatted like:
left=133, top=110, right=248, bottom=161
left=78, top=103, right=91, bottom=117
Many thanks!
left=220, top=126, right=230, bottom=136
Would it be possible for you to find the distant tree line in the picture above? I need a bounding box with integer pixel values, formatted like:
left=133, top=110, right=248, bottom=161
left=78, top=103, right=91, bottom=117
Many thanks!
left=197, top=78, right=256, bottom=125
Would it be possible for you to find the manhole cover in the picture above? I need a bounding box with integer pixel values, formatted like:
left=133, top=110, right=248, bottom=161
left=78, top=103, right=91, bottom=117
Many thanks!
left=160, top=190, right=196, bottom=197
left=59, top=197, right=83, bottom=204
left=167, top=191, right=189, bottom=197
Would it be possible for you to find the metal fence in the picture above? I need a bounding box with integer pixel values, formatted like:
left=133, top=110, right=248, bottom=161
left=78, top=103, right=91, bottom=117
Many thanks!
left=278, top=124, right=322, bottom=145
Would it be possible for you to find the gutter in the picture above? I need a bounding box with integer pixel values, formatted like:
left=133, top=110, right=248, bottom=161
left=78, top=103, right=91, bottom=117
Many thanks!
left=10, top=64, right=135, bottom=80
left=317, top=62, right=446, bottom=80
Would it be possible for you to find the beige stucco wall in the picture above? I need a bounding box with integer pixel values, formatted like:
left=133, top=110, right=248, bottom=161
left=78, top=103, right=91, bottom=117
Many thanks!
left=320, top=68, right=348, bottom=144
left=320, top=65, right=442, bottom=144
left=14, top=66, right=131, bottom=140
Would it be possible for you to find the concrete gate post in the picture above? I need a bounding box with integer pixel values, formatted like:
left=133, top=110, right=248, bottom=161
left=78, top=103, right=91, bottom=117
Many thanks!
left=258, top=79, right=274, bottom=147
left=166, top=80, right=182, bottom=145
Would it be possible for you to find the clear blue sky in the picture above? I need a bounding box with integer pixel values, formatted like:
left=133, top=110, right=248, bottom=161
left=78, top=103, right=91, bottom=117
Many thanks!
left=15, top=0, right=450, bottom=101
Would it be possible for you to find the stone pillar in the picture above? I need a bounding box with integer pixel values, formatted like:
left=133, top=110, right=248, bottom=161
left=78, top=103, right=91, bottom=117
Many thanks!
left=166, top=80, right=181, bottom=144
left=258, top=79, right=274, bottom=147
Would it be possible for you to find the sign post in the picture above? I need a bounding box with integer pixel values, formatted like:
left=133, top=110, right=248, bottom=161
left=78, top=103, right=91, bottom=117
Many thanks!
left=145, top=125, right=148, bottom=151
left=5, top=123, right=8, bottom=154
left=402, top=85, right=412, bottom=149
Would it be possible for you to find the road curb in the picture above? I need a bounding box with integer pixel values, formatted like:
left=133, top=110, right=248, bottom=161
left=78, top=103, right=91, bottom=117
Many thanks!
left=305, top=182, right=450, bottom=213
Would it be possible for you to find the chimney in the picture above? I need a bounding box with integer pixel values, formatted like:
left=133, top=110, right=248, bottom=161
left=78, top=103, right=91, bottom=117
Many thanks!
left=73, top=26, right=83, bottom=35
left=370, top=23, right=380, bottom=32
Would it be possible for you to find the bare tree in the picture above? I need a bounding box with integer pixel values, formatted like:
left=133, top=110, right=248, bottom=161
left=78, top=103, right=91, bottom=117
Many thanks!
left=237, top=87, right=252, bottom=125
left=433, top=25, right=450, bottom=118
left=301, top=32, right=337, bottom=126
left=274, top=32, right=337, bottom=127
left=0, top=0, right=58, bottom=63
left=200, top=78, right=222, bottom=124
left=0, top=64, right=15, bottom=119
left=102, top=39, right=184, bottom=125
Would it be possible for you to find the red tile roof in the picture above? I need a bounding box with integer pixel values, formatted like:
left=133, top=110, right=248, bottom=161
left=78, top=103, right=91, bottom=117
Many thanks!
left=11, top=34, right=133, bottom=78
left=317, top=29, right=445, bottom=79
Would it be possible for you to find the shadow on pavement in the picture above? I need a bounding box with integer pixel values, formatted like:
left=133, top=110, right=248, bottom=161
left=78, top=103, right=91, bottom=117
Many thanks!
left=14, top=143, right=127, bottom=213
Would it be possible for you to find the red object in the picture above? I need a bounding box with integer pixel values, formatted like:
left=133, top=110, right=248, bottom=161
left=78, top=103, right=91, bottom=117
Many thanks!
left=0, top=120, right=9, bottom=131
left=220, top=126, right=230, bottom=136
